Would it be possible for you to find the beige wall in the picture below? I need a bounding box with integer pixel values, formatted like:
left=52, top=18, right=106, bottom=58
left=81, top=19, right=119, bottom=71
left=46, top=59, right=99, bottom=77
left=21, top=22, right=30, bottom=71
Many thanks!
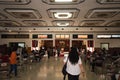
left=0, top=39, right=31, bottom=47
left=0, top=33, right=120, bottom=48
left=95, top=39, right=120, bottom=48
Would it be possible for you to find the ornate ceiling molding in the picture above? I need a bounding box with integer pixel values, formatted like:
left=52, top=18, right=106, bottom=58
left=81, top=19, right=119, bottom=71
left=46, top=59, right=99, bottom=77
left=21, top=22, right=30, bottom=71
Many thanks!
left=5, top=8, right=42, bottom=19
left=0, top=0, right=31, bottom=5
left=42, top=0, right=84, bottom=5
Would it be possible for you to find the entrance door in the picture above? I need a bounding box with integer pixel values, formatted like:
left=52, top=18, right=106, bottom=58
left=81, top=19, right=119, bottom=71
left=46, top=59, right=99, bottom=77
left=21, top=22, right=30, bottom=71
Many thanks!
left=40, top=40, right=53, bottom=56
left=55, top=39, right=70, bottom=51
left=41, top=40, right=53, bottom=48
left=72, top=40, right=83, bottom=49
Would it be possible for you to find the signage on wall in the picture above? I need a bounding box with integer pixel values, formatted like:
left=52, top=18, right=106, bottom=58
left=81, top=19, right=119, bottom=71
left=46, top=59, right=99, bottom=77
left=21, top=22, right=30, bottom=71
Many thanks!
left=1, top=34, right=29, bottom=38
left=55, top=34, right=70, bottom=39
left=32, top=34, right=52, bottom=39
left=73, top=34, right=93, bottom=39
left=97, top=34, right=120, bottom=39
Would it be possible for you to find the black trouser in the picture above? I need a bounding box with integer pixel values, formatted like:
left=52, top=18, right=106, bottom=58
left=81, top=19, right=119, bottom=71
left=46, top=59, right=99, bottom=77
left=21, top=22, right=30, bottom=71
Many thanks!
left=47, top=51, right=50, bottom=58
left=111, top=74, right=116, bottom=80
left=68, top=73, right=79, bottom=80
left=91, top=62, right=95, bottom=72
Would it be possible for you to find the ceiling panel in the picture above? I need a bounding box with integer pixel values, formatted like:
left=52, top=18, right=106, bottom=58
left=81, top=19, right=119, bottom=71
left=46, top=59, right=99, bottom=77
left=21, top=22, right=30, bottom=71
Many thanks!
left=106, top=20, right=120, bottom=26
left=5, top=8, right=41, bottom=19
left=79, top=20, right=105, bottom=26
left=42, top=0, right=84, bottom=5
left=0, top=20, right=21, bottom=27
left=23, top=20, right=47, bottom=26
left=47, top=8, right=79, bottom=19
left=0, top=0, right=120, bottom=32
left=85, top=8, right=120, bottom=18
left=52, top=20, right=74, bottom=26
left=0, top=0, right=31, bottom=4
left=0, top=13, right=8, bottom=19
left=97, top=0, right=120, bottom=4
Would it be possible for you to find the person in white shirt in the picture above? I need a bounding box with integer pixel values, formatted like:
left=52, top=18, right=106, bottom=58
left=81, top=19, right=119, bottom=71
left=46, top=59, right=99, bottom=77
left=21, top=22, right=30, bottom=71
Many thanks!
left=64, top=47, right=85, bottom=80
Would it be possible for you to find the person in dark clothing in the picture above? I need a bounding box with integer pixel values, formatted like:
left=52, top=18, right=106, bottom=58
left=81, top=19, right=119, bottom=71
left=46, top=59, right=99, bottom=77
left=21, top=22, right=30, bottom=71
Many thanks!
left=90, top=50, right=97, bottom=72
left=91, top=53, right=104, bottom=72
left=0, top=53, right=2, bottom=62
left=111, top=73, right=117, bottom=80
left=57, top=47, right=60, bottom=57
left=47, top=47, right=51, bottom=59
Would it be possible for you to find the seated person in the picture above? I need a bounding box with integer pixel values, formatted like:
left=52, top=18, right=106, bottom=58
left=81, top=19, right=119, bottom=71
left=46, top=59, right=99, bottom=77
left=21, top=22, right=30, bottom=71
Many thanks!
left=0, top=53, right=2, bottom=62
left=91, top=54, right=104, bottom=72
left=94, top=54, right=104, bottom=67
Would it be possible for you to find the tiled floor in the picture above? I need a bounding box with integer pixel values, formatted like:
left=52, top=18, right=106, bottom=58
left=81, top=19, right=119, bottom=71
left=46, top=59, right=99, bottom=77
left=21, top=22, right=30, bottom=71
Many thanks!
left=1, top=57, right=103, bottom=80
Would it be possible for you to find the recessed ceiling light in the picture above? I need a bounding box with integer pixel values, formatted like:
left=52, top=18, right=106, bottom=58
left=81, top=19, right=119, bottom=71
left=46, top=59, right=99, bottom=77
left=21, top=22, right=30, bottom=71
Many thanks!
left=8, top=30, right=12, bottom=32
left=48, top=9, right=79, bottom=19
left=57, top=22, right=69, bottom=26
left=54, top=12, right=72, bottom=19
left=29, top=30, right=31, bottom=32
left=43, top=0, right=84, bottom=4
left=54, top=0, right=72, bottom=2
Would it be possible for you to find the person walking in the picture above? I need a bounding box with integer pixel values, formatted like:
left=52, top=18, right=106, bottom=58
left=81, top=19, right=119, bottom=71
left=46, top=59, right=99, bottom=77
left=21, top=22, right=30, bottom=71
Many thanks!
left=8, top=48, right=18, bottom=77
left=64, top=47, right=85, bottom=80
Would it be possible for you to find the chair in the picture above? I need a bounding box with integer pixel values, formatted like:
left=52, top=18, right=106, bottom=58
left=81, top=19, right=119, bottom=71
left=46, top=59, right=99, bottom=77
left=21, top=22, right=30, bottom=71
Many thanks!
left=0, top=62, right=9, bottom=79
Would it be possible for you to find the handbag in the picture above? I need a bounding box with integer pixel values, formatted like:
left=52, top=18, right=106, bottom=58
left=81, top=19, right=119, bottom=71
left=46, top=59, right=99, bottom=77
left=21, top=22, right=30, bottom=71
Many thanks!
left=62, top=58, right=68, bottom=80
left=62, top=62, right=67, bottom=75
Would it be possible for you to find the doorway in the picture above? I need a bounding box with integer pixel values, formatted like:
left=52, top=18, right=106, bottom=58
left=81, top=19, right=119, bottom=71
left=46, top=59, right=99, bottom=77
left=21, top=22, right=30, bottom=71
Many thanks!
left=72, top=40, right=83, bottom=49
left=55, top=39, right=70, bottom=51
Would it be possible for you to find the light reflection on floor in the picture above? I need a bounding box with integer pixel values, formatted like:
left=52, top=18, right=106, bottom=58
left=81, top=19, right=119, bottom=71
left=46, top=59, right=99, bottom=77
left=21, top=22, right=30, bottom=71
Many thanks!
left=1, top=57, right=101, bottom=80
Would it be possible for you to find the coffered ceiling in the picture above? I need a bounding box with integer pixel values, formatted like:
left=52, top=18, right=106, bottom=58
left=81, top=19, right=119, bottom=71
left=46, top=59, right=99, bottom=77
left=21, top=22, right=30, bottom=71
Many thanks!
left=0, top=0, right=120, bottom=33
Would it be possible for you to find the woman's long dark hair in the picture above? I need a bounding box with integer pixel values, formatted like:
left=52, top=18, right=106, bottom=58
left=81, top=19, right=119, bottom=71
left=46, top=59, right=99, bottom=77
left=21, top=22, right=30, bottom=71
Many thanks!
left=68, top=47, right=79, bottom=65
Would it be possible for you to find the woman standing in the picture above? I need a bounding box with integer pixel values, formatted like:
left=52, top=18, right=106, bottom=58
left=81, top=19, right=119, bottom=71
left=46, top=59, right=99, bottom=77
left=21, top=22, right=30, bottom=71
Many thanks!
left=64, top=47, right=85, bottom=80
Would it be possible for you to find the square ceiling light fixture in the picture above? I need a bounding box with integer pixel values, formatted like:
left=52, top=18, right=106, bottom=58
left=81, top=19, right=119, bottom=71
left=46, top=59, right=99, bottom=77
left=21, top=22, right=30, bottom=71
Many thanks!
left=53, top=0, right=73, bottom=2
left=0, top=0, right=30, bottom=4
left=52, top=20, right=74, bottom=26
left=42, top=0, right=84, bottom=4
left=97, top=0, right=120, bottom=4
left=48, top=9, right=79, bottom=19
left=85, top=8, right=119, bottom=18
left=54, top=12, right=72, bottom=19
left=5, top=8, right=41, bottom=19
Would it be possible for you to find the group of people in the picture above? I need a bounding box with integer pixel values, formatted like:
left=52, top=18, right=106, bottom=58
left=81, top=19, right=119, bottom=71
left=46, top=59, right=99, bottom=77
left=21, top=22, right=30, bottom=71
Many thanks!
left=31, top=46, right=61, bottom=59
left=63, top=47, right=120, bottom=80
left=1, top=46, right=119, bottom=80
left=83, top=48, right=120, bottom=80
